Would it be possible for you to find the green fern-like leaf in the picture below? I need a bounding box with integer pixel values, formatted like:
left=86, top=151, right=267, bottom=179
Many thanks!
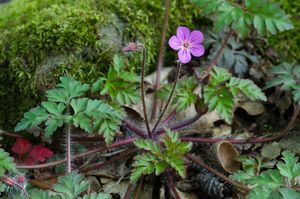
left=248, top=169, right=283, bottom=189
left=293, top=85, right=300, bottom=103
left=44, top=116, right=64, bottom=137
left=265, top=62, right=300, bottom=104
left=15, top=106, right=49, bottom=132
left=69, top=98, right=124, bottom=143
left=204, top=67, right=266, bottom=123
left=191, top=0, right=223, bottom=14
left=246, top=0, right=293, bottom=35
left=209, top=67, right=231, bottom=86
left=72, top=112, right=93, bottom=133
left=227, top=77, right=267, bottom=101
left=131, top=130, right=192, bottom=183
left=53, top=171, right=90, bottom=199
left=204, top=84, right=234, bottom=124
left=130, top=153, right=157, bottom=183
left=193, top=0, right=293, bottom=37
left=134, top=139, right=161, bottom=155
left=99, top=119, right=120, bottom=143
left=28, top=173, right=110, bottom=199
left=47, top=76, right=90, bottom=104
left=0, top=148, right=16, bottom=176
left=277, top=150, right=300, bottom=180
left=79, top=193, right=111, bottom=199
left=97, top=55, right=140, bottom=106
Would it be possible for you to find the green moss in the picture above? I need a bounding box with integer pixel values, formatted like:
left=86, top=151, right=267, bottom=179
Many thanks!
left=0, top=0, right=201, bottom=129
left=268, top=0, right=300, bottom=62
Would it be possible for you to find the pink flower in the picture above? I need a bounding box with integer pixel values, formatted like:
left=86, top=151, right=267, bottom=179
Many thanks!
left=168, top=26, right=205, bottom=64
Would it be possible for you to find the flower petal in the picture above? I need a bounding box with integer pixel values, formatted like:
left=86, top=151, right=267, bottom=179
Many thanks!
left=178, top=48, right=191, bottom=64
left=190, top=44, right=205, bottom=57
left=168, top=35, right=182, bottom=50
left=189, top=30, right=204, bottom=44
left=176, top=26, right=190, bottom=42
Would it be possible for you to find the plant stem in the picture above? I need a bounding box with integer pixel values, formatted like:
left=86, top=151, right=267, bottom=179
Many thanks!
left=152, top=62, right=182, bottom=134
left=206, top=29, right=233, bottom=72
left=185, top=153, right=250, bottom=192
left=134, top=177, right=144, bottom=199
left=124, top=183, right=134, bottom=199
left=156, top=108, right=207, bottom=135
left=140, top=46, right=152, bottom=137
left=123, top=118, right=147, bottom=138
left=34, top=148, right=137, bottom=181
left=158, top=109, right=177, bottom=128
left=16, top=138, right=136, bottom=169
left=0, top=130, right=23, bottom=138
left=166, top=171, right=181, bottom=199
left=181, top=104, right=300, bottom=144
left=66, top=124, right=71, bottom=173
left=151, top=0, right=170, bottom=121
left=80, top=148, right=137, bottom=172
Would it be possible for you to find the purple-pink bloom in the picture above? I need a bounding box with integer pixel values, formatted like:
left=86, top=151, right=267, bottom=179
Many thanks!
left=168, top=26, right=205, bottom=64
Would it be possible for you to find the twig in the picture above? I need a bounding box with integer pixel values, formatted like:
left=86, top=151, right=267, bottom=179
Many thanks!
left=140, top=46, right=152, bottom=137
left=206, top=29, right=233, bottom=72
left=185, top=153, right=250, bottom=192
left=151, top=0, right=170, bottom=121
left=152, top=62, right=182, bottom=134
left=16, top=138, right=136, bottom=169
left=29, top=179, right=55, bottom=191
left=0, top=130, right=22, bottom=138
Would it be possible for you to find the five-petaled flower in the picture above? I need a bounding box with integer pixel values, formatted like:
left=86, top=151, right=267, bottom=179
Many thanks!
left=168, top=26, right=205, bottom=64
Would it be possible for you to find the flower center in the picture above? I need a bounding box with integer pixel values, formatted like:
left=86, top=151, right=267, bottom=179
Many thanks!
left=183, top=41, right=190, bottom=49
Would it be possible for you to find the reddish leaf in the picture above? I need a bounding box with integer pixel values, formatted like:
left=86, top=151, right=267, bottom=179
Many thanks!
left=23, top=156, right=35, bottom=165
left=11, top=138, right=32, bottom=157
left=29, top=144, right=53, bottom=163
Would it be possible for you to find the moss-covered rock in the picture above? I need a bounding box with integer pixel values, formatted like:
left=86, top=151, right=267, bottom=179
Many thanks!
left=0, top=0, right=201, bottom=129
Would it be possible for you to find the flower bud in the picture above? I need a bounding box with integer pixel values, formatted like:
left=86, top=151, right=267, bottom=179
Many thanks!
left=121, top=42, right=142, bottom=53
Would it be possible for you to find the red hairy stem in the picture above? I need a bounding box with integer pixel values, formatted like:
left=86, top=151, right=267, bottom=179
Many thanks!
left=158, top=109, right=177, bottom=128
left=16, top=138, right=136, bottom=169
left=152, top=62, right=182, bottom=134
left=72, top=134, right=104, bottom=141
left=66, top=124, right=71, bottom=173
left=134, top=177, right=144, bottom=199
left=166, top=171, right=181, bottom=199
left=140, top=46, right=152, bottom=137
left=123, top=118, right=147, bottom=138
left=185, top=153, right=250, bottom=192
left=182, top=104, right=299, bottom=144
left=206, top=29, right=233, bottom=72
left=157, top=107, right=208, bottom=135
left=80, top=148, right=137, bottom=172
left=124, top=183, right=134, bottom=199
left=151, top=0, right=170, bottom=121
